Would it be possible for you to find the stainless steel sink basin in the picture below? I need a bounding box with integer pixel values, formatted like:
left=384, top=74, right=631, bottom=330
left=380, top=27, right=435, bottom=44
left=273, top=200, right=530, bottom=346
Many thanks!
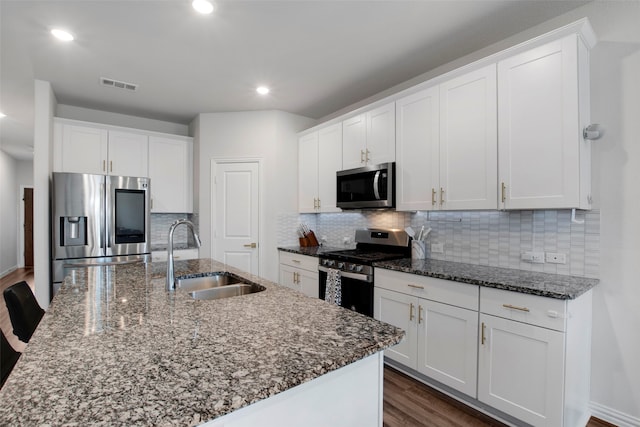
left=176, top=272, right=265, bottom=300
left=189, top=283, right=265, bottom=300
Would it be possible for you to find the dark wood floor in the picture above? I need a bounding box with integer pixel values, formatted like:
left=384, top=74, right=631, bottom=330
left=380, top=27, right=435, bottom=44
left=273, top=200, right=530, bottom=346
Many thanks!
left=383, top=366, right=616, bottom=427
left=1, top=268, right=617, bottom=427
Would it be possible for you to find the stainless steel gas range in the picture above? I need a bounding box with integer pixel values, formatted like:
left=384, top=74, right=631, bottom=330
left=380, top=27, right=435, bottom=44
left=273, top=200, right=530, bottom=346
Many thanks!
left=318, top=228, right=410, bottom=317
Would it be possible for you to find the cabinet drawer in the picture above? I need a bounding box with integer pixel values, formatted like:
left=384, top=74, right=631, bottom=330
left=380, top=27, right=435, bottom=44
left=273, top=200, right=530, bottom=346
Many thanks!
left=480, top=287, right=567, bottom=331
left=375, top=268, right=478, bottom=311
left=279, top=251, right=318, bottom=272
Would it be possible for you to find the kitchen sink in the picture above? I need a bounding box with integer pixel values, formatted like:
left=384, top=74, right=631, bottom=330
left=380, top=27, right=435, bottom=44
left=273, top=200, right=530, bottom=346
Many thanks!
left=176, top=272, right=265, bottom=300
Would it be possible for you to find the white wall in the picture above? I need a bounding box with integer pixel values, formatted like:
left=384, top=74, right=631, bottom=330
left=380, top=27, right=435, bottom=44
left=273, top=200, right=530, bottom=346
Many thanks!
left=0, top=150, right=18, bottom=276
left=581, top=3, right=640, bottom=424
left=56, top=104, right=190, bottom=136
left=33, top=80, right=56, bottom=309
left=193, top=111, right=315, bottom=282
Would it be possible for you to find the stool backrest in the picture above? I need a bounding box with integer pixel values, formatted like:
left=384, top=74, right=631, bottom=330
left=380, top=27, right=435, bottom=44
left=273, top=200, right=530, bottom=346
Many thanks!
left=3, top=281, right=45, bottom=343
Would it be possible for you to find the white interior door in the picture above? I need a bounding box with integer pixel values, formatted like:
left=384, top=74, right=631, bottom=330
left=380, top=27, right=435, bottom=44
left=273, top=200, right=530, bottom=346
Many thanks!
left=213, top=161, right=260, bottom=275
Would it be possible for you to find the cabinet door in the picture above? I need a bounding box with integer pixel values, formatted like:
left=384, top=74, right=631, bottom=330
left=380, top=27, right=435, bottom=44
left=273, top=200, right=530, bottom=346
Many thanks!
left=108, top=131, right=149, bottom=177
left=149, top=136, right=192, bottom=213
left=298, top=132, right=319, bottom=213
left=54, top=123, right=108, bottom=174
left=498, top=35, right=582, bottom=209
left=342, top=114, right=366, bottom=170
left=417, top=300, right=478, bottom=397
left=395, top=86, right=440, bottom=211
left=366, top=102, right=395, bottom=166
left=317, top=123, right=342, bottom=213
left=298, top=268, right=319, bottom=299
left=373, top=288, right=418, bottom=370
left=478, top=314, right=564, bottom=426
left=279, top=264, right=299, bottom=291
left=440, top=64, right=497, bottom=210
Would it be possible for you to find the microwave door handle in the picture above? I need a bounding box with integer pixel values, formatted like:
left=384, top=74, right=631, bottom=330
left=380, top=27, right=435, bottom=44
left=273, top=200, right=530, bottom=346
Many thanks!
left=373, top=171, right=381, bottom=200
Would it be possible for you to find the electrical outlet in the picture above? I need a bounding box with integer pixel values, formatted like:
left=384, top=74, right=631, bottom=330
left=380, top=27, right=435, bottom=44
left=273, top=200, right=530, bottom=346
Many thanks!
left=431, top=243, right=444, bottom=254
left=521, top=251, right=545, bottom=263
left=545, top=252, right=566, bottom=264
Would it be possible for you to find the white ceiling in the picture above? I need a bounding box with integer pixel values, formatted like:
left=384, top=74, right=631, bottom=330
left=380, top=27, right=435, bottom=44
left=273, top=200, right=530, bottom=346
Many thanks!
left=0, top=0, right=590, bottom=160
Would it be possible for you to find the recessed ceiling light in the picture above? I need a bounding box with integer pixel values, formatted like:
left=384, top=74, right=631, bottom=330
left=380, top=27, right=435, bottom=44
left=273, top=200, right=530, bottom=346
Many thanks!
left=51, top=28, right=74, bottom=42
left=192, top=0, right=214, bottom=14
left=256, top=86, right=270, bottom=95
left=0, top=112, right=6, bottom=118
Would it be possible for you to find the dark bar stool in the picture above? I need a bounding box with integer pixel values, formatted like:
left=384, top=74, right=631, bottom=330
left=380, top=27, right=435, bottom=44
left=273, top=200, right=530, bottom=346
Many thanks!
left=3, top=281, right=45, bottom=343
left=1, top=330, right=21, bottom=388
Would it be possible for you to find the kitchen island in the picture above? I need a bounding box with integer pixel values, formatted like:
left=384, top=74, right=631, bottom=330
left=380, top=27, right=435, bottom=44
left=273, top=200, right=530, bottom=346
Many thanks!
left=0, top=259, right=404, bottom=426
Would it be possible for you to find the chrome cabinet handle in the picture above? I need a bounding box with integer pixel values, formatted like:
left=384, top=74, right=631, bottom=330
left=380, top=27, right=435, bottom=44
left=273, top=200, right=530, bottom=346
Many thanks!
left=407, top=284, right=424, bottom=290
left=360, top=149, right=365, bottom=163
left=501, top=182, right=507, bottom=204
left=365, top=149, right=370, bottom=163
left=243, top=243, right=257, bottom=248
left=440, top=187, right=445, bottom=205
left=418, top=305, right=423, bottom=324
left=481, top=322, right=486, bottom=345
left=431, top=188, right=437, bottom=206
left=409, top=303, right=415, bottom=321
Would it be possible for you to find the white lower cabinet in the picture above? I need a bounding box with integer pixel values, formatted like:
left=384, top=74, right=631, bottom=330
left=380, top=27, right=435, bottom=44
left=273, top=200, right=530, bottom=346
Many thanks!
left=478, top=313, right=564, bottom=426
left=278, top=251, right=319, bottom=298
left=376, top=269, right=593, bottom=427
left=478, top=287, right=593, bottom=427
left=374, top=269, right=479, bottom=397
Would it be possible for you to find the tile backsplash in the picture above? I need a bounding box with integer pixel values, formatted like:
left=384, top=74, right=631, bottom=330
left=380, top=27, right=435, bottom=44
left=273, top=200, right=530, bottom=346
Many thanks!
left=277, top=209, right=599, bottom=278
left=151, top=213, right=199, bottom=246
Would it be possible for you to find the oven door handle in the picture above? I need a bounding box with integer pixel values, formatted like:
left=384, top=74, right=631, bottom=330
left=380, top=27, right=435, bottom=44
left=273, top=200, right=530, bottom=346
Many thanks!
left=318, top=265, right=371, bottom=282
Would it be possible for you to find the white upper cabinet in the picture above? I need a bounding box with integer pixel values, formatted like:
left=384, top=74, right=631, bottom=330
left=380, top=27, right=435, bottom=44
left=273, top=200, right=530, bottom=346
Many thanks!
left=395, top=85, right=440, bottom=211
left=107, top=131, right=148, bottom=177
left=498, top=34, right=592, bottom=210
left=440, top=64, right=497, bottom=210
left=342, top=102, right=395, bottom=170
left=54, top=119, right=148, bottom=177
left=298, top=132, right=320, bottom=213
left=317, top=124, right=343, bottom=213
left=148, top=135, right=193, bottom=213
left=298, top=123, right=342, bottom=213
left=53, top=122, right=108, bottom=174
left=396, top=64, right=497, bottom=211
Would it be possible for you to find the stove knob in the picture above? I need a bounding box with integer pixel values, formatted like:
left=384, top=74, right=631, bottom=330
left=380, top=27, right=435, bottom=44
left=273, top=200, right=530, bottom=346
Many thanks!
left=328, top=260, right=335, bottom=267
left=348, top=264, right=356, bottom=271
left=337, top=262, right=345, bottom=269
left=355, top=265, right=364, bottom=273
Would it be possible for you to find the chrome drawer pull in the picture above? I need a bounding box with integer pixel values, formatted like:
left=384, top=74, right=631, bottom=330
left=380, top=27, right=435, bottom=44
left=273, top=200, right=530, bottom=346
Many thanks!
left=407, top=284, right=424, bottom=290
left=503, top=303, right=530, bottom=312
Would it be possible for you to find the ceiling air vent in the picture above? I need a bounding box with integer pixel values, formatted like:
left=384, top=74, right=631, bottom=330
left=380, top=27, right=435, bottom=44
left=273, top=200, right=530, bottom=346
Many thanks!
left=100, top=77, right=138, bottom=92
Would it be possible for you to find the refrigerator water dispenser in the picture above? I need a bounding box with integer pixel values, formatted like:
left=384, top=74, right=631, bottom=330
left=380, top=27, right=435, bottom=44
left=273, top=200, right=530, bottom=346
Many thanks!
left=61, top=216, right=87, bottom=246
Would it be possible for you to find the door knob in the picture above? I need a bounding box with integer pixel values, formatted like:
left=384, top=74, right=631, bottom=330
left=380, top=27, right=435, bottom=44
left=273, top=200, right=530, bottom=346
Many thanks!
left=243, top=243, right=257, bottom=248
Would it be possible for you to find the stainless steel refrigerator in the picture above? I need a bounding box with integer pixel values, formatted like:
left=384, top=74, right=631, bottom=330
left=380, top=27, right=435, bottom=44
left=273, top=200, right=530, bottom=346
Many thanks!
left=51, top=172, right=151, bottom=292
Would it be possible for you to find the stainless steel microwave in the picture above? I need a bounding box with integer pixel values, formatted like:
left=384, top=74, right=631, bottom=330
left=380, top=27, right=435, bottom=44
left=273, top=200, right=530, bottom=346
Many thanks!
left=336, top=162, right=395, bottom=209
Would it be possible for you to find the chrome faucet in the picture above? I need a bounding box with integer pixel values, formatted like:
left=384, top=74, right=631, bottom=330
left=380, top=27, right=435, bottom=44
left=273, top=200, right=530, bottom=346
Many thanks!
left=166, top=219, right=202, bottom=291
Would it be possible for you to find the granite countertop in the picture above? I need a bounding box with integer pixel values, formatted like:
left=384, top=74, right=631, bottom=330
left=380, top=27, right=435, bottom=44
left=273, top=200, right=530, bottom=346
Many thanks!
left=374, top=258, right=598, bottom=300
left=279, top=246, right=597, bottom=300
left=278, top=245, right=344, bottom=257
left=0, top=259, right=403, bottom=426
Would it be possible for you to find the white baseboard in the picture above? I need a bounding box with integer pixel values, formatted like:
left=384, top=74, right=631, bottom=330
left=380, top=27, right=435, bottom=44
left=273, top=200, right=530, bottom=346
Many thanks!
left=590, top=401, right=640, bottom=427
left=0, top=265, right=18, bottom=279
